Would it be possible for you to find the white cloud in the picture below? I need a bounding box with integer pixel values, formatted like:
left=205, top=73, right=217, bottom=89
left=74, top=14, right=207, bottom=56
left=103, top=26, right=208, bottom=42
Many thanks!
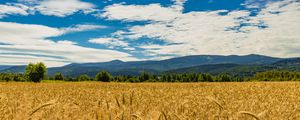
left=56, top=40, right=77, bottom=45
left=172, top=0, right=188, bottom=6
left=0, top=22, right=63, bottom=45
left=100, top=4, right=181, bottom=22
left=33, top=0, right=96, bottom=17
left=0, top=22, right=137, bottom=67
left=139, top=44, right=164, bottom=50
left=4, top=0, right=97, bottom=17
left=171, top=0, right=188, bottom=11
left=0, top=44, right=137, bottom=67
left=0, top=3, right=29, bottom=18
left=88, top=38, right=129, bottom=48
left=88, top=38, right=115, bottom=44
left=1, top=0, right=299, bottom=67
left=101, top=0, right=300, bottom=58
left=123, top=47, right=136, bottom=51
left=61, top=24, right=107, bottom=33
left=238, top=0, right=300, bottom=57
left=139, top=44, right=200, bottom=56
left=0, top=54, right=68, bottom=67
left=242, top=0, right=276, bottom=8
left=0, top=0, right=97, bottom=18
left=0, top=22, right=107, bottom=45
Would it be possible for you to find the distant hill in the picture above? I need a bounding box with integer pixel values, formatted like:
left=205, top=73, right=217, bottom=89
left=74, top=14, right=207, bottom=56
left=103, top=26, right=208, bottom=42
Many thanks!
left=271, top=57, right=300, bottom=71
left=0, top=54, right=287, bottom=77
left=166, top=58, right=300, bottom=76
left=0, top=65, right=26, bottom=73
left=273, top=58, right=300, bottom=66
left=165, top=64, right=276, bottom=76
left=0, top=65, right=13, bottom=71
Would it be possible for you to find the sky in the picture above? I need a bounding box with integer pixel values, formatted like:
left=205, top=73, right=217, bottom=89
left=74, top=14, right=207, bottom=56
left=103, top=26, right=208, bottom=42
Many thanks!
left=0, top=0, right=299, bottom=67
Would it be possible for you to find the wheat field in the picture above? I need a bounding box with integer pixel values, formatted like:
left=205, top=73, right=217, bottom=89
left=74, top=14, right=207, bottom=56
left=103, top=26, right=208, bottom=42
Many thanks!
left=0, top=82, right=299, bottom=120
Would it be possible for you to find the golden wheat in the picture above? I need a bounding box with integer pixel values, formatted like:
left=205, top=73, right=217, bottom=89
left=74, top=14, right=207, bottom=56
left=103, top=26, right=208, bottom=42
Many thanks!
left=0, top=82, right=299, bottom=119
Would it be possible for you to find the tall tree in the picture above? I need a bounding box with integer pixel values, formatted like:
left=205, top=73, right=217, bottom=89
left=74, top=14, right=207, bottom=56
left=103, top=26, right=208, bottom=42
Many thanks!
left=139, top=72, right=151, bottom=82
left=25, top=62, right=47, bottom=83
left=95, top=70, right=112, bottom=82
left=54, top=73, right=64, bottom=80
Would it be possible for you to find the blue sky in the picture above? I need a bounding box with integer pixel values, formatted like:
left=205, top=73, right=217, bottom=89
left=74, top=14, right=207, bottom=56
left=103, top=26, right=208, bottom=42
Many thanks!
left=0, top=0, right=299, bottom=67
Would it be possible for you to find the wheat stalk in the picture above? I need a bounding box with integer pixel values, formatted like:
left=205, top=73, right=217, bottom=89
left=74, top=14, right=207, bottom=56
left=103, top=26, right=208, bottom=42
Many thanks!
left=206, top=97, right=224, bottom=110
left=122, top=94, right=126, bottom=105
left=115, top=96, right=121, bottom=108
left=239, top=111, right=260, bottom=120
left=28, top=99, right=57, bottom=118
left=130, top=91, right=134, bottom=106
left=161, top=111, right=168, bottom=120
left=131, top=114, right=143, bottom=120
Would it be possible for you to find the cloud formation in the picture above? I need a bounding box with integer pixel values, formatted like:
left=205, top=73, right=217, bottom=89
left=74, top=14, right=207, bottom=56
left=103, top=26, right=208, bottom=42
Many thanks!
left=0, top=22, right=137, bottom=67
left=33, top=0, right=96, bottom=17
left=88, top=38, right=129, bottom=48
left=101, top=0, right=300, bottom=58
left=62, top=24, right=107, bottom=33
left=0, top=3, right=29, bottom=18
left=1, top=0, right=97, bottom=18
left=0, top=0, right=299, bottom=67
left=100, top=4, right=180, bottom=22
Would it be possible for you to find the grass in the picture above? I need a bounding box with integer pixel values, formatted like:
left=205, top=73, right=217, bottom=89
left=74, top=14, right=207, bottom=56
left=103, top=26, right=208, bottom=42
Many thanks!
left=0, top=82, right=299, bottom=119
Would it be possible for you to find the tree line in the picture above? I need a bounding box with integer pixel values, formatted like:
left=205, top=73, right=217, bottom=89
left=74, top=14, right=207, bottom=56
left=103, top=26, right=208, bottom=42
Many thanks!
left=1, top=62, right=300, bottom=82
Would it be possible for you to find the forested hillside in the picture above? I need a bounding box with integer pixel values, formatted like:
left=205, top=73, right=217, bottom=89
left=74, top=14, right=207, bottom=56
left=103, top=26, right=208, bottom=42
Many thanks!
left=0, top=54, right=286, bottom=76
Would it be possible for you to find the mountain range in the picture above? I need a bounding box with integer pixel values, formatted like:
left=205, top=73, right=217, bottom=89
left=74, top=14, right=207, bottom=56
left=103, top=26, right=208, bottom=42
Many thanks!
left=1, top=54, right=299, bottom=77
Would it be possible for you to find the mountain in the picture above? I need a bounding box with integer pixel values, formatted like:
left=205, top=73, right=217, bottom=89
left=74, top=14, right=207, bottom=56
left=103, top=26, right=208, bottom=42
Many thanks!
left=0, top=65, right=13, bottom=71
left=158, top=54, right=280, bottom=66
left=273, top=58, right=300, bottom=66
left=0, top=54, right=284, bottom=77
left=165, top=64, right=276, bottom=76
left=0, top=65, right=26, bottom=73
left=48, top=54, right=281, bottom=76
left=271, top=57, right=300, bottom=71
left=166, top=58, right=300, bottom=76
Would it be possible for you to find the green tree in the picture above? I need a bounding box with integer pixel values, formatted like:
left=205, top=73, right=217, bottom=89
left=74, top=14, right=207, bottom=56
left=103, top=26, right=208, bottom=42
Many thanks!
left=25, top=62, right=47, bottom=83
left=113, top=76, right=127, bottom=82
left=216, top=73, right=232, bottom=82
left=77, top=74, right=90, bottom=81
left=54, top=73, right=64, bottom=80
left=95, top=70, right=112, bottom=82
left=4, top=72, right=13, bottom=82
left=12, top=73, right=26, bottom=82
left=139, top=72, right=151, bottom=82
